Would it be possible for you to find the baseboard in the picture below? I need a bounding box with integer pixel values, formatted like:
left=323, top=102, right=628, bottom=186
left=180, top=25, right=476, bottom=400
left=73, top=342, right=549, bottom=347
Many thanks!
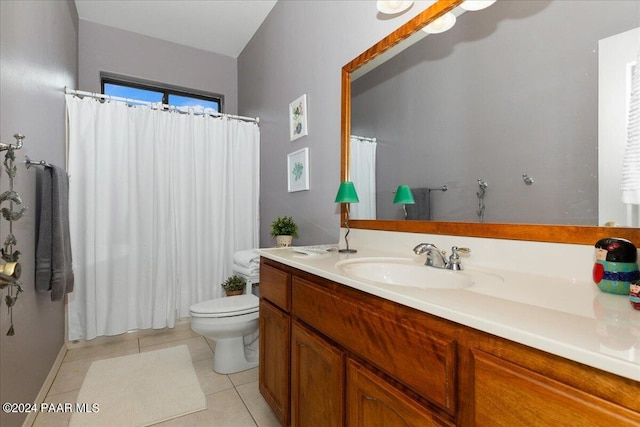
left=22, top=343, right=67, bottom=427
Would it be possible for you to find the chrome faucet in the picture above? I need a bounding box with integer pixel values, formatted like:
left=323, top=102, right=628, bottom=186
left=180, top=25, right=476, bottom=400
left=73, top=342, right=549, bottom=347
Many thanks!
left=413, top=243, right=448, bottom=268
left=413, top=243, right=471, bottom=270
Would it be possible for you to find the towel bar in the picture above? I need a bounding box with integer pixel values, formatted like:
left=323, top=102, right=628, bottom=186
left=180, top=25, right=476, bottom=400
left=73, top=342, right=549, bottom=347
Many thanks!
left=25, top=155, right=51, bottom=169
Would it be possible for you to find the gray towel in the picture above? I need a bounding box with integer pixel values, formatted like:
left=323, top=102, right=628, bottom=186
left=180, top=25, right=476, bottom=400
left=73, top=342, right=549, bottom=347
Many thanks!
left=35, top=168, right=52, bottom=292
left=35, top=165, right=74, bottom=301
left=405, top=188, right=430, bottom=220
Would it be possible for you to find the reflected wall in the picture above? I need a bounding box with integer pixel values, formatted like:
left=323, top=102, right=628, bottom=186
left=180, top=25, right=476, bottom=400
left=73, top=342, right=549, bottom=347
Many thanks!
left=351, top=0, right=639, bottom=225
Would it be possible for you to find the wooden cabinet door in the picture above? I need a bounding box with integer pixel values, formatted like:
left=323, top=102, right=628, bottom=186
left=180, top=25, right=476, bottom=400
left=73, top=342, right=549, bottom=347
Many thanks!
left=259, top=299, right=291, bottom=426
left=291, top=320, right=345, bottom=427
left=292, top=276, right=457, bottom=413
left=346, top=359, right=454, bottom=427
left=469, top=349, right=640, bottom=426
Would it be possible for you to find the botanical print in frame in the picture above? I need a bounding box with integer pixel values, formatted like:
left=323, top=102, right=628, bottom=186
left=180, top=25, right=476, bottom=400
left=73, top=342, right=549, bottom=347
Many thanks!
left=287, top=147, right=310, bottom=192
left=289, top=94, right=308, bottom=141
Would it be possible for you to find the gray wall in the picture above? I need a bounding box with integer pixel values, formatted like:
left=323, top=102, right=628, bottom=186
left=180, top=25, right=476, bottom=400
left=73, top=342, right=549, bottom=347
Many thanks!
left=351, top=0, right=639, bottom=225
left=0, top=1, right=78, bottom=426
left=79, top=20, right=239, bottom=114
left=239, top=0, right=433, bottom=246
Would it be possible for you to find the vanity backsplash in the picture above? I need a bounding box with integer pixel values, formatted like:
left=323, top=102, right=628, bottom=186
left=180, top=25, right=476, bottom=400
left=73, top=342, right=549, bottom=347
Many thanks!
left=343, top=228, right=610, bottom=285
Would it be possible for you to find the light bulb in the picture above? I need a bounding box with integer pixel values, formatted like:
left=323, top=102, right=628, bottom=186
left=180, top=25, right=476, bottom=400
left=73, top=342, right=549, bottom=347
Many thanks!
left=376, top=0, right=413, bottom=15
left=460, top=0, right=497, bottom=12
left=422, top=12, right=456, bottom=34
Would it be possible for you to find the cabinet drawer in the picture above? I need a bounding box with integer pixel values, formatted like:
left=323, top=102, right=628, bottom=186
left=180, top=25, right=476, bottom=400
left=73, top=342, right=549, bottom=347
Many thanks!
left=260, top=261, right=291, bottom=311
left=347, top=359, right=454, bottom=427
left=292, top=276, right=457, bottom=414
left=470, top=349, right=640, bottom=426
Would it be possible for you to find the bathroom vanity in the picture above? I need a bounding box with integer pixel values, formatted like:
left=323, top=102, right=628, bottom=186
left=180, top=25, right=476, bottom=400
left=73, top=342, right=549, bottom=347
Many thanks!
left=258, top=1, right=640, bottom=424
left=258, top=245, right=640, bottom=427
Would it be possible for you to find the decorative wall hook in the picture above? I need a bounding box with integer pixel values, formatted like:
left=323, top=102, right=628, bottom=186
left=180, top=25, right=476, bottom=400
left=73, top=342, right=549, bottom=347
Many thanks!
left=0, top=138, right=26, bottom=335
left=522, top=174, right=535, bottom=185
left=0, top=134, right=25, bottom=152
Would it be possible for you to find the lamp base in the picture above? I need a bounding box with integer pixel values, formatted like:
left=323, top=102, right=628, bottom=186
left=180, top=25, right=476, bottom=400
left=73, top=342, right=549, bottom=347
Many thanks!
left=339, top=249, right=357, bottom=253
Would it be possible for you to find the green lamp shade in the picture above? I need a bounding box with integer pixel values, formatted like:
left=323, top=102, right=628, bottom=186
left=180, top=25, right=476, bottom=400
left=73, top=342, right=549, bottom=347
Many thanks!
left=335, top=181, right=360, bottom=203
left=393, top=185, right=415, bottom=204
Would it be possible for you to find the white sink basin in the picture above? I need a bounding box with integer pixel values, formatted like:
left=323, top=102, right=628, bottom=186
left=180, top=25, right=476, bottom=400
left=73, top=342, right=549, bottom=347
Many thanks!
left=336, top=257, right=491, bottom=289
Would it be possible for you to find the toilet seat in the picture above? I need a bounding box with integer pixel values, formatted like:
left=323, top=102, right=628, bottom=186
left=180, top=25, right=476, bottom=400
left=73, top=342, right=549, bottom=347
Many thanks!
left=190, top=294, right=259, bottom=318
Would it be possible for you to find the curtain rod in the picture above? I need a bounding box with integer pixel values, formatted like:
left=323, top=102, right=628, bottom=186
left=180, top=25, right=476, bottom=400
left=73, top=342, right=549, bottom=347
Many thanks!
left=351, top=135, right=377, bottom=143
left=65, top=88, right=260, bottom=125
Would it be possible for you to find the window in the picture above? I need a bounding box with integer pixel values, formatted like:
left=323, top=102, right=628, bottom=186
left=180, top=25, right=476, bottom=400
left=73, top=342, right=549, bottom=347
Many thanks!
left=103, top=82, right=163, bottom=103
left=101, top=77, right=223, bottom=112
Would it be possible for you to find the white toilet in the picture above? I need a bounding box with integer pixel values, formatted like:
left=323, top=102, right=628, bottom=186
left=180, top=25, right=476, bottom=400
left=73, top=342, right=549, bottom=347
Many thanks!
left=189, top=292, right=260, bottom=374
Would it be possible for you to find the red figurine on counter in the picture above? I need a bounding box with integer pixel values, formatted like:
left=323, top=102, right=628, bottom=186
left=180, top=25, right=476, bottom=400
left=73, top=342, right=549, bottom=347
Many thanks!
left=630, top=280, right=640, bottom=310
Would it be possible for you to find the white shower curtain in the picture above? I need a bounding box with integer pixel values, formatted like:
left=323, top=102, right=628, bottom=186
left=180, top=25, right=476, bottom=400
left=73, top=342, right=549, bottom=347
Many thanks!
left=349, top=137, right=377, bottom=219
left=622, top=49, right=640, bottom=228
left=66, top=95, right=260, bottom=341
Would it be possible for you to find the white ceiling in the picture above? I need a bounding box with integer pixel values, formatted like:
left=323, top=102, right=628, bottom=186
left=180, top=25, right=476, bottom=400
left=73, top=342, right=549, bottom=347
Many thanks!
left=74, top=0, right=278, bottom=58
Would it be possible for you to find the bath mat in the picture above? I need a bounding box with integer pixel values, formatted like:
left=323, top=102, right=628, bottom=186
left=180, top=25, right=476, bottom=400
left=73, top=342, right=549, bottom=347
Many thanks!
left=69, top=345, right=206, bottom=427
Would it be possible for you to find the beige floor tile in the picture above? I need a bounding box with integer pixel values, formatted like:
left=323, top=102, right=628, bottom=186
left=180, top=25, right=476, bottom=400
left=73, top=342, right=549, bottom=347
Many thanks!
left=205, top=337, right=216, bottom=352
left=139, top=327, right=200, bottom=348
left=135, top=320, right=192, bottom=336
left=66, top=331, right=138, bottom=350
left=236, top=381, right=281, bottom=427
left=33, top=389, right=79, bottom=427
left=154, top=388, right=256, bottom=427
left=37, top=326, right=276, bottom=427
left=66, top=321, right=192, bottom=350
left=193, top=357, right=235, bottom=395
left=229, top=367, right=258, bottom=387
left=47, top=359, right=93, bottom=396
left=63, top=339, right=139, bottom=364
left=141, top=336, right=213, bottom=362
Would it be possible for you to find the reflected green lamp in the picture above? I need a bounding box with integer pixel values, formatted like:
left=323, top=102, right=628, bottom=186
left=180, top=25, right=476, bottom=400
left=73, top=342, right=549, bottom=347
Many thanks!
left=393, top=185, right=415, bottom=220
left=335, top=181, right=360, bottom=253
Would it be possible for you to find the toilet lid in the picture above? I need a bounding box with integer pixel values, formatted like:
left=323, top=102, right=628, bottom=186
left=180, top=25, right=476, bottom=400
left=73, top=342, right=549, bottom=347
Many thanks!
left=189, top=294, right=259, bottom=316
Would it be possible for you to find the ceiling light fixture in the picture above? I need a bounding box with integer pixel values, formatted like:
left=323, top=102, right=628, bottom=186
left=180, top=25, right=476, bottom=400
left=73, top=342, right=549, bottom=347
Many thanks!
left=376, top=0, right=413, bottom=15
left=460, top=0, right=497, bottom=12
left=422, top=12, right=456, bottom=34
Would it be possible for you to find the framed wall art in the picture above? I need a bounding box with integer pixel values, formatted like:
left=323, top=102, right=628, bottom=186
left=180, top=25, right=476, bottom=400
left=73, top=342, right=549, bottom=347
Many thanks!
left=289, top=94, right=308, bottom=141
left=287, top=147, right=310, bottom=192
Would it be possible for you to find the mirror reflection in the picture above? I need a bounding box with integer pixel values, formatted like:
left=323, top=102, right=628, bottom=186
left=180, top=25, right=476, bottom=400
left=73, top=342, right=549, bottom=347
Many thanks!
left=349, top=0, right=640, bottom=227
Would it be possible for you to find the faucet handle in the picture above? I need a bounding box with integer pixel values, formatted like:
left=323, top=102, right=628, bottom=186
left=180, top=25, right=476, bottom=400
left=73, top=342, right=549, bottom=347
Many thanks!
left=448, top=246, right=471, bottom=270
left=452, top=246, right=471, bottom=256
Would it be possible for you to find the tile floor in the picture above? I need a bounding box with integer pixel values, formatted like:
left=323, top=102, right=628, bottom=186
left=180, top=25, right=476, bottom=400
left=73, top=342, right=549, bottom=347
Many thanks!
left=33, top=326, right=281, bottom=427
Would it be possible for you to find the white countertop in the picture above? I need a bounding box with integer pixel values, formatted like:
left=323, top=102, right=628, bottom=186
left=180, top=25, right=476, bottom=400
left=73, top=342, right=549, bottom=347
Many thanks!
left=259, top=244, right=640, bottom=382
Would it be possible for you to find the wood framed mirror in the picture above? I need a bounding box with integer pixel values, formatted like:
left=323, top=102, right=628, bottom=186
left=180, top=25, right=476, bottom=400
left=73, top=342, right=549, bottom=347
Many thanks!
left=340, top=0, right=640, bottom=245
